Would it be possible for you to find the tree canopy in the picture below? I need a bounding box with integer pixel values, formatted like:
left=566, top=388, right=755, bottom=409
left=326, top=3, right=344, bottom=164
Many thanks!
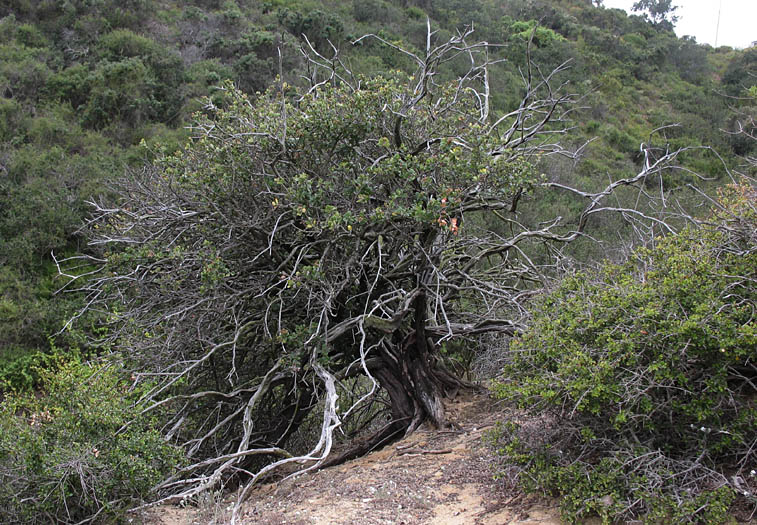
left=632, top=0, right=679, bottom=29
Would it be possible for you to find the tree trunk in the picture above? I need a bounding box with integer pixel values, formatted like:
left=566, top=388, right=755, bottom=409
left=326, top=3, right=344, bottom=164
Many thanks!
left=374, top=293, right=464, bottom=433
left=321, top=294, right=473, bottom=469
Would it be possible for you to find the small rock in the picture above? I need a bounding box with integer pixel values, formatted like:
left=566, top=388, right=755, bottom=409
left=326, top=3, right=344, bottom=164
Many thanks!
left=598, top=495, right=614, bottom=507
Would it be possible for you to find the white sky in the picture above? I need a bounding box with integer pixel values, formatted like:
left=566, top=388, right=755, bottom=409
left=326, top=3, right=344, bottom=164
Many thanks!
left=602, top=0, right=757, bottom=49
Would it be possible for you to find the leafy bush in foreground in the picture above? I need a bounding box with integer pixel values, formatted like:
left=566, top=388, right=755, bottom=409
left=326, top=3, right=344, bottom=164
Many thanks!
left=0, top=359, right=184, bottom=524
left=493, top=183, right=757, bottom=524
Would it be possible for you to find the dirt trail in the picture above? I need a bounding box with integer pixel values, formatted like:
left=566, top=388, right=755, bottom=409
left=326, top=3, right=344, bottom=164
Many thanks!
left=144, top=393, right=569, bottom=525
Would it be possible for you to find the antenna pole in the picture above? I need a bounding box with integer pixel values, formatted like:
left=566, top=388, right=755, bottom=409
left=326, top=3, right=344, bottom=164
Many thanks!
left=715, top=0, right=722, bottom=47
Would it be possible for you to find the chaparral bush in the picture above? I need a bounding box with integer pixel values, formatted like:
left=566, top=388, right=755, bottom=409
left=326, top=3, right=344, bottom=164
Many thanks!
left=0, top=358, right=184, bottom=524
left=493, top=182, right=757, bottom=524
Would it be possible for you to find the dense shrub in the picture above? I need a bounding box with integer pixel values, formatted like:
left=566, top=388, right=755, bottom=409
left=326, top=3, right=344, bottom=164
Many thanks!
left=277, top=6, right=345, bottom=51
left=0, top=358, right=184, bottom=524
left=493, top=183, right=757, bottom=524
left=0, top=41, right=55, bottom=101
left=91, top=30, right=185, bottom=126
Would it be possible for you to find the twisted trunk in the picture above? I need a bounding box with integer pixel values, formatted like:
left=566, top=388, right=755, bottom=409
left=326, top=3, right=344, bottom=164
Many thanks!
left=319, top=294, right=473, bottom=469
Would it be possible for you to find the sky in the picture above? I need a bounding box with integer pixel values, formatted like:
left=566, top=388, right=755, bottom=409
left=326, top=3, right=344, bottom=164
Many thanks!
left=601, top=0, right=757, bottom=49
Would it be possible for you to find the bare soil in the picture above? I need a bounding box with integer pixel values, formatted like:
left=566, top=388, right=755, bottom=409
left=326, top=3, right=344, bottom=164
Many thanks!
left=140, top=392, right=575, bottom=525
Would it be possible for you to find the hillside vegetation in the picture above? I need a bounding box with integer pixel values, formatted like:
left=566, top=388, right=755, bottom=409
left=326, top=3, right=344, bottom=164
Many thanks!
left=0, top=0, right=755, bottom=523
left=0, top=0, right=753, bottom=379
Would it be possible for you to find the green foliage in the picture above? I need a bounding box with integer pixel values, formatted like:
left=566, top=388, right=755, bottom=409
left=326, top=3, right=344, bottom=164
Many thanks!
left=0, top=346, right=65, bottom=393
left=277, top=6, right=345, bottom=50
left=0, top=95, right=21, bottom=140
left=0, top=40, right=56, bottom=101
left=508, top=19, right=566, bottom=47
left=161, top=77, right=535, bottom=239
left=0, top=265, right=73, bottom=370
left=0, top=0, right=750, bottom=368
left=78, top=29, right=186, bottom=130
left=45, top=63, right=91, bottom=108
left=0, top=0, right=752, bottom=517
left=490, top=420, right=737, bottom=524
left=493, top=183, right=757, bottom=523
left=0, top=358, right=184, bottom=524
left=352, top=0, right=391, bottom=24
left=632, top=0, right=679, bottom=29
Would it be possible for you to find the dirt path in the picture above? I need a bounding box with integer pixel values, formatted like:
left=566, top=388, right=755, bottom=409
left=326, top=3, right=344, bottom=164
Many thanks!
left=144, top=393, right=568, bottom=525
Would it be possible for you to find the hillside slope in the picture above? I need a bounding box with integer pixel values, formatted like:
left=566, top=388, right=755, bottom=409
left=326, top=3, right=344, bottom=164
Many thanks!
left=1, top=0, right=753, bottom=382
left=0, top=2, right=755, bottom=523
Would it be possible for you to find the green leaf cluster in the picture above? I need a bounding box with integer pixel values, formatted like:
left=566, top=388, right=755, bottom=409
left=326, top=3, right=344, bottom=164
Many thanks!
left=163, top=78, right=535, bottom=241
left=493, top=183, right=757, bottom=523
left=0, top=358, right=184, bottom=524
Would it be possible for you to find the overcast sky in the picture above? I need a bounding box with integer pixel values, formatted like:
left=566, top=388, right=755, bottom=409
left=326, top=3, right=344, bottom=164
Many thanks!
left=601, top=0, right=757, bottom=49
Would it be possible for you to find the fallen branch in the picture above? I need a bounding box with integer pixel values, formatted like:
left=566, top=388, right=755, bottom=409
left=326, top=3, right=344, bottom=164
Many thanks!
left=397, top=448, right=453, bottom=456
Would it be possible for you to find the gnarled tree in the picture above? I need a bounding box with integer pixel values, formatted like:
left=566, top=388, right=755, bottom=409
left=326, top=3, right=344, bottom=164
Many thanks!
left=57, top=26, right=694, bottom=519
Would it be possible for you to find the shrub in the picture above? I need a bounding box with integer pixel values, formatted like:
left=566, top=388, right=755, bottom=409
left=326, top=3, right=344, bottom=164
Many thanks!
left=277, top=6, right=344, bottom=51
left=0, top=96, right=21, bottom=140
left=0, top=346, right=62, bottom=392
left=493, top=183, right=757, bottom=524
left=45, top=63, right=92, bottom=108
left=93, top=30, right=185, bottom=125
left=81, top=58, right=156, bottom=129
left=0, top=42, right=54, bottom=101
left=0, top=358, right=184, bottom=524
left=508, top=19, right=566, bottom=47
left=353, top=0, right=390, bottom=24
